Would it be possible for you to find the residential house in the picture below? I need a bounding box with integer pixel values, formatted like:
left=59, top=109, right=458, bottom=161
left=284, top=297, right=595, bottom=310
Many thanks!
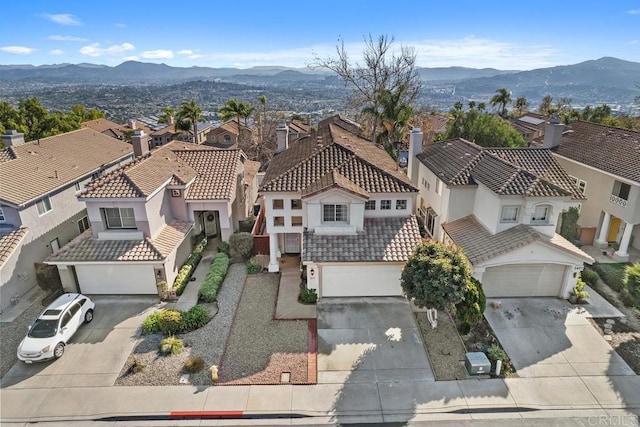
left=82, top=118, right=126, bottom=140
left=46, top=131, right=259, bottom=295
left=0, top=129, right=133, bottom=312
left=409, top=125, right=593, bottom=298
left=152, top=122, right=212, bottom=147
left=206, top=120, right=255, bottom=148
left=259, top=116, right=422, bottom=298
left=510, top=112, right=548, bottom=143
left=287, top=119, right=311, bottom=142
left=548, top=121, right=640, bottom=260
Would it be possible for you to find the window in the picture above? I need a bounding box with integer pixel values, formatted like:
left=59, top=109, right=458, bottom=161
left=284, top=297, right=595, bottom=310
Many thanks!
left=36, top=196, right=52, bottom=216
left=612, top=180, right=631, bottom=200
left=569, top=175, right=587, bottom=195
left=501, top=206, right=519, bottom=223
left=381, top=200, right=391, bottom=210
left=365, top=200, right=376, bottom=211
left=224, top=134, right=232, bottom=142
left=425, top=208, right=437, bottom=237
left=322, top=204, right=348, bottom=222
left=78, top=216, right=90, bottom=233
left=531, top=205, right=550, bottom=223
left=60, top=311, right=73, bottom=329
left=396, top=200, right=407, bottom=210
left=435, top=179, right=442, bottom=195
left=103, top=207, right=136, bottom=229
left=74, top=182, right=81, bottom=192
left=171, top=189, right=181, bottom=197
left=274, top=216, right=285, bottom=226
left=291, top=199, right=302, bottom=210
left=272, top=199, right=284, bottom=209
left=0, top=207, right=5, bottom=222
left=292, top=216, right=303, bottom=226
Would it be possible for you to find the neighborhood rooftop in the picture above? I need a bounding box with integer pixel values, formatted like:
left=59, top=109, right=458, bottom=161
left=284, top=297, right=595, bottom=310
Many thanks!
left=0, top=227, right=28, bottom=267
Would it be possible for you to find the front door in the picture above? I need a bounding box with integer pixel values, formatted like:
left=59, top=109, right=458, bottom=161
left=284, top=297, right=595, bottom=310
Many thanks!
left=608, top=217, right=621, bottom=242
left=284, top=233, right=300, bottom=254
left=204, top=211, right=218, bottom=237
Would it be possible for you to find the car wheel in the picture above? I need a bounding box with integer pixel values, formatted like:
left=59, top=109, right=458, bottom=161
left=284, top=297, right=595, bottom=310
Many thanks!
left=54, top=342, right=65, bottom=359
left=84, top=309, right=94, bottom=323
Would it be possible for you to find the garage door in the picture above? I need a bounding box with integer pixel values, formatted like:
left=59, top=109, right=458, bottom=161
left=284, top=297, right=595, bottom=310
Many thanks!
left=75, top=264, right=157, bottom=295
left=321, top=264, right=403, bottom=297
left=482, top=264, right=567, bottom=297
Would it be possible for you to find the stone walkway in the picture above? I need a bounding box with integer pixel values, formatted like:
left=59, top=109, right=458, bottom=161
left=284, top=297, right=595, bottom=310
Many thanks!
left=275, top=255, right=316, bottom=319
left=174, top=237, right=219, bottom=312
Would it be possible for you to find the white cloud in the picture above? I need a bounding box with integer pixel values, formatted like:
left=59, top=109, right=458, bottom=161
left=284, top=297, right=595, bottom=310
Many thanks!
left=49, top=49, right=64, bottom=55
left=626, top=9, right=640, bottom=14
left=178, top=49, right=194, bottom=55
left=48, top=35, right=88, bottom=42
left=141, top=49, right=174, bottom=59
left=42, top=13, right=82, bottom=26
left=188, top=54, right=204, bottom=60
left=122, top=55, right=139, bottom=61
left=114, top=23, right=126, bottom=28
left=0, top=46, right=35, bottom=55
left=79, top=42, right=135, bottom=57
left=630, top=40, right=639, bottom=45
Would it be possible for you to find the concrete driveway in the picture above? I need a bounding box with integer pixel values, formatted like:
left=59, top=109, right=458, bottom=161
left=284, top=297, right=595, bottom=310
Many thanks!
left=317, top=297, right=434, bottom=385
left=1, top=295, right=158, bottom=389
left=484, top=298, right=635, bottom=378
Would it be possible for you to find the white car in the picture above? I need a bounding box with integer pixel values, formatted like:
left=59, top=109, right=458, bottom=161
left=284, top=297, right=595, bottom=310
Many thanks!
left=17, top=293, right=95, bottom=363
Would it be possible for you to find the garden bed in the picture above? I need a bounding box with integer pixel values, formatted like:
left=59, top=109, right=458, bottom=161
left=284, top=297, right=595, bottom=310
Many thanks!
left=589, top=318, right=640, bottom=374
left=415, top=311, right=468, bottom=380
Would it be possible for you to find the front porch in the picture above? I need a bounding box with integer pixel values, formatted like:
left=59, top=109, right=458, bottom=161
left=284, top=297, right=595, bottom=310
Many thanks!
left=581, top=245, right=640, bottom=264
left=593, top=211, right=638, bottom=262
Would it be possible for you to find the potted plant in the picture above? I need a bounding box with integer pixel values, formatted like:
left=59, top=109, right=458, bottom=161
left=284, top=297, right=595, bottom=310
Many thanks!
left=569, top=276, right=590, bottom=304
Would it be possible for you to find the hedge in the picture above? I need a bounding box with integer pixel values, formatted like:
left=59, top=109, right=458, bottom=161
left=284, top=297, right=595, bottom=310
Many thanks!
left=141, top=304, right=209, bottom=334
left=198, top=252, right=230, bottom=302
left=173, top=237, right=208, bottom=296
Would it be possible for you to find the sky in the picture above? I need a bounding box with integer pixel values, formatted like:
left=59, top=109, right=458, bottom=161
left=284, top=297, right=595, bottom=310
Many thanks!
left=0, top=1, right=638, bottom=70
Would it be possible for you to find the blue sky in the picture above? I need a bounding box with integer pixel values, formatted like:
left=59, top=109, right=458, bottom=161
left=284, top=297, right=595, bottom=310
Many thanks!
left=1, top=1, right=638, bottom=70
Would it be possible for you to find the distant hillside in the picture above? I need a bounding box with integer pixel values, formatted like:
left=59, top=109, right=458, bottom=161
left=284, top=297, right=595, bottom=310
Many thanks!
left=416, top=66, right=516, bottom=82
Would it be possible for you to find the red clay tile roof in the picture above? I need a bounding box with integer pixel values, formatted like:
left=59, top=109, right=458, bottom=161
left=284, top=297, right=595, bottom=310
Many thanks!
left=442, top=215, right=593, bottom=265
left=261, top=121, right=416, bottom=195
left=0, top=227, right=28, bottom=266
left=303, top=215, right=422, bottom=263
left=555, top=121, right=640, bottom=184
left=47, top=221, right=192, bottom=263
left=174, top=149, right=241, bottom=200
left=417, top=138, right=582, bottom=199
left=302, top=170, right=369, bottom=199
left=0, top=128, right=133, bottom=206
left=82, top=118, right=125, bottom=136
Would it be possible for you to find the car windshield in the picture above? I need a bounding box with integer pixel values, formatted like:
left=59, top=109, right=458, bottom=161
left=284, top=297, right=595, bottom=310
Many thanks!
left=28, top=319, right=58, bottom=338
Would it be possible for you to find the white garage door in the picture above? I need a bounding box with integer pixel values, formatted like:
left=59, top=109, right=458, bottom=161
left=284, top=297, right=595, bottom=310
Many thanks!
left=76, top=264, right=157, bottom=295
left=321, top=264, right=403, bottom=297
left=482, top=264, right=567, bottom=297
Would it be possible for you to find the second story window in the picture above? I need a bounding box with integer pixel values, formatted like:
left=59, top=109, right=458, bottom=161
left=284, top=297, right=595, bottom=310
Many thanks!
left=291, top=199, right=302, bottom=210
left=612, top=180, right=630, bottom=201
left=569, top=175, right=587, bottom=195
left=531, top=205, right=550, bottom=224
left=501, top=206, right=519, bottom=223
left=323, top=204, right=348, bottom=222
left=103, top=207, right=136, bottom=229
left=396, top=200, right=407, bottom=210
left=365, top=200, right=376, bottom=210
left=36, top=196, right=52, bottom=216
left=78, top=216, right=90, bottom=233
left=381, top=200, right=391, bottom=210
left=272, top=199, right=284, bottom=210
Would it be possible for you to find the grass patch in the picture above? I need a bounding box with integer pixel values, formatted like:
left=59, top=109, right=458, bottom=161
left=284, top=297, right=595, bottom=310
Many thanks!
left=592, top=262, right=630, bottom=292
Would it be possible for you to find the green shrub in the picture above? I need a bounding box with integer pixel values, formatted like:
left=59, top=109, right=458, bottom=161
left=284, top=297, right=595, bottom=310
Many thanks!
left=141, top=311, right=161, bottom=334
left=620, top=288, right=639, bottom=308
left=199, top=253, right=230, bottom=302
left=247, top=257, right=262, bottom=274
left=229, top=232, right=254, bottom=259
left=455, top=277, right=486, bottom=329
left=580, top=269, right=599, bottom=287
left=158, top=309, right=183, bottom=335
left=184, top=356, right=205, bottom=374
left=173, top=237, right=208, bottom=296
left=624, top=263, right=640, bottom=299
left=572, top=277, right=590, bottom=302
left=299, top=287, right=318, bottom=304
left=484, top=344, right=513, bottom=376
left=592, top=263, right=627, bottom=292
left=182, top=305, right=209, bottom=332
left=159, top=336, right=184, bottom=355
left=217, top=241, right=230, bottom=255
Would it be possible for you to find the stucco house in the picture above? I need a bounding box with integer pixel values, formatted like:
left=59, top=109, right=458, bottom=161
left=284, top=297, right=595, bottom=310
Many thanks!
left=259, top=116, right=422, bottom=298
left=206, top=120, right=255, bottom=148
left=0, top=129, right=133, bottom=312
left=546, top=121, right=640, bottom=261
left=46, top=131, right=259, bottom=296
left=409, top=124, right=594, bottom=298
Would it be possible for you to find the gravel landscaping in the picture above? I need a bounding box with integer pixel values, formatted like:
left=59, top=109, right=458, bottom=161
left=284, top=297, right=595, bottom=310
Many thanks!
left=590, top=318, right=640, bottom=375
left=0, top=298, right=45, bottom=380
left=218, top=272, right=309, bottom=385
left=115, top=263, right=246, bottom=386
left=415, top=311, right=468, bottom=381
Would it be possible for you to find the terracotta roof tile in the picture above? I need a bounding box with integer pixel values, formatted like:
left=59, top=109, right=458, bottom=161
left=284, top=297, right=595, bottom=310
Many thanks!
left=82, top=118, right=124, bottom=135
left=302, top=170, right=369, bottom=199
left=303, top=215, right=422, bottom=263
left=0, top=227, right=28, bottom=266
left=442, top=215, right=593, bottom=265
left=555, top=121, right=640, bottom=183
left=0, top=128, right=133, bottom=206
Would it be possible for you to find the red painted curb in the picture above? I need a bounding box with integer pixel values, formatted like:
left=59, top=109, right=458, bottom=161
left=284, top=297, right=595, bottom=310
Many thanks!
left=170, top=410, right=243, bottom=419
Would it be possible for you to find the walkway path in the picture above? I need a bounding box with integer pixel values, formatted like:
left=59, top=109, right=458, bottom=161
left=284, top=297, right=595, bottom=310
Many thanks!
left=275, top=255, right=316, bottom=319
left=174, top=237, right=219, bottom=312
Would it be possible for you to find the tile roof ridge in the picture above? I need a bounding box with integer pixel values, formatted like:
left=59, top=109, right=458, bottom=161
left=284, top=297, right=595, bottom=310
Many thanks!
left=81, top=152, right=150, bottom=197
left=449, top=150, right=485, bottom=185
left=265, top=138, right=336, bottom=190
left=574, top=119, right=640, bottom=135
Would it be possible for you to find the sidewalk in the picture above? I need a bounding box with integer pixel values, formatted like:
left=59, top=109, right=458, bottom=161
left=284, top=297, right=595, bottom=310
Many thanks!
left=275, top=255, right=316, bottom=319
left=173, top=238, right=218, bottom=312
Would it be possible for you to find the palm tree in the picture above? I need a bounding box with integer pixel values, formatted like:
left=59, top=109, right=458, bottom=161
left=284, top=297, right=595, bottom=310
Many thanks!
left=175, top=100, right=203, bottom=143
left=490, top=88, right=512, bottom=118
left=257, top=95, right=267, bottom=141
left=515, top=97, right=528, bottom=116
left=219, top=99, right=255, bottom=126
left=362, top=84, right=414, bottom=149
left=158, top=106, right=175, bottom=125
left=468, top=100, right=476, bottom=110
left=477, top=102, right=486, bottom=112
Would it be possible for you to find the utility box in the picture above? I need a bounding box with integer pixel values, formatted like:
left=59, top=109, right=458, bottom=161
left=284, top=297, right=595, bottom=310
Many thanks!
left=465, top=352, right=491, bottom=375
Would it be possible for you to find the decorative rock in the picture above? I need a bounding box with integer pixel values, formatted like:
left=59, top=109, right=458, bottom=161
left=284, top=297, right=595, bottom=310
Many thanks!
left=619, top=318, right=628, bottom=325
left=603, top=335, right=613, bottom=342
left=179, top=374, right=190, bottom=384
left=605, top=319, right=615, bottom=325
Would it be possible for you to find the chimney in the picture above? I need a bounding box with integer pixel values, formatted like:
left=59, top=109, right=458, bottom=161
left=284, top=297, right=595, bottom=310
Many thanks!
left=129, top=119, right=137, bottom=130
left=2, top=130, right=26, bottom=147
left=132, top=130, right=150, bottom=158
left=408, top=127, right=423, bottom=185
left=542, top=119, right=565, bottom=149
left=276, top=123, right=289, bottom=153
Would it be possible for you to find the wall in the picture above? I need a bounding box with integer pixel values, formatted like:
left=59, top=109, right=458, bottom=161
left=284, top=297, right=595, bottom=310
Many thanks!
left=304, top=190, right=363, bottom=234
left=472, top=184, right=503, bottom=233
left=0, top=204, right=22, bottom=227
left=447, top=187, right=476, bottom=222
left=145, top=188, right=174, bottom=240
left=187, top=200, right=233, bottom=240
left=19, top=185, right=86, bottom=240
left=164, top=228, right=193, bottom=287
left=263, top=192, right=306, bottom=234
left=362, top=194, right=415, bottom=219
left=85, top=199, right=149, bottom=237
left=416, top=164, right=450, bottom=240
left=168, top=188, right=189, bottom=221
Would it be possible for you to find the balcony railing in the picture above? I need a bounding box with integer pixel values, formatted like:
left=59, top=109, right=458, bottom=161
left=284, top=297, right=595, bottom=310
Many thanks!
left=609, top=194, right=628, bottom=208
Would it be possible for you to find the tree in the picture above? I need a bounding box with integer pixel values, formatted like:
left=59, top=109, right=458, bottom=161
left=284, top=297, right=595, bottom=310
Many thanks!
left=175, top=99, right=203, bottom=143
left=219, top=98, right=254, bottom=126
left=538, top=94, right=553, bottom=115
left=514, top=96, right=528, bottom=116
left=490, top=88, right=512, bottom=118
left=455, top=277, right=486, bottom=332
left=477, top=102, right=486, bottom=112
left=443, top=106, right=527, bottom=147
left=361, top=84, right=413, bottom=149
left=311, top=34, right=421, bottom=141
left=158, top=107, right=175, bottom=124
left=401, top=241, right=472, bottom=312
left=19, top=98, right=49, bottom=140
left=69, top=104, right=103, bottom=124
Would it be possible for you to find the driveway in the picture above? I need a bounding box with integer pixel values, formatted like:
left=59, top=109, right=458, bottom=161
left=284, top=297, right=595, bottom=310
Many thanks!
left=1, top=295, right=158, bottom=389
left=484, top=298, right=635, bottom=378
left=317, top=297, right=434, bottom=384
